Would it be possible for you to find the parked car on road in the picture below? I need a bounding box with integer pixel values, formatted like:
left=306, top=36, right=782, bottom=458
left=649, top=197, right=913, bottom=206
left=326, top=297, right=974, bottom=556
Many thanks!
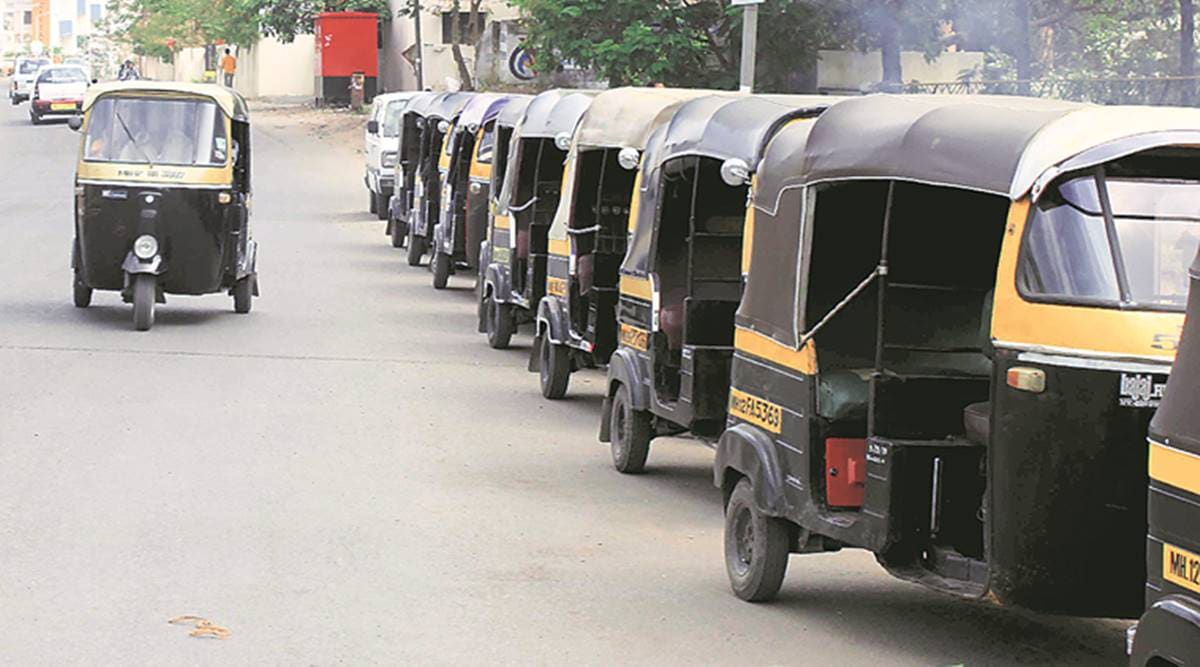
left=29, top=65, right=91, bottom=125
left=9, top=56, right=51, bottom=104
left=365, top=91, right=419, bottom=220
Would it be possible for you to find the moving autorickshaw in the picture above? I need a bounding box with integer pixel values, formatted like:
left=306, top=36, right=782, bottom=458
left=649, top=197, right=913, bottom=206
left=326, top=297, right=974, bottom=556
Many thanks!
left=477, top=89, right=597, bottom=348
left=387, top=91, right=440, bottom=248
left=69, top=81, right=257, bottom=331
left=599, top=95, right=841, bottom=473
left=531, top=87, right=712, bottom=399
left=403, top=91, right=472, bottom=266
left=430, top=93, right=529, bottom=289
left=1131, top=248, right=1200, bottom=664
left=713, top=94, right=1200, bottom=618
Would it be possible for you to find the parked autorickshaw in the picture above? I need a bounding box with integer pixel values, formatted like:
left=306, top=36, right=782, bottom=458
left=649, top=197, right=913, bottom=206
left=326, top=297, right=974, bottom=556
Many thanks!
left=430, top=93, right=529, bottom=289
left=530, top=87, right=713, bottom=399
left=713, top=94, right=1200, bottom=617
left=404, top=91, right=472, bottom=266
left=1131, top=247, right=1200, bottom=664
left=387, top=91, right=439, bottom=248
left=477, top=89, right=597, bottom=348
left=599, top=95, right=842, bottom=473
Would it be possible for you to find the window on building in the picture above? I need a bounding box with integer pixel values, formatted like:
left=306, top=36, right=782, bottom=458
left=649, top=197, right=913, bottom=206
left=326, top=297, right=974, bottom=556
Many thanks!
left=441, top=11, right=484, bottom=44
left=59, top=20, right=72, bottom=37
left=89, top=4, right=101, bottom=21
left=76, top=0, right=84, bottom=17
left=23, top=10, right=32, bottom=25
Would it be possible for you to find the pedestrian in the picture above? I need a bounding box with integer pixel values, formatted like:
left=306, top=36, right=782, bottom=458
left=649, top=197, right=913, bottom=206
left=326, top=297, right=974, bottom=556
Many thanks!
left=220, top=48, right=237, bottom=88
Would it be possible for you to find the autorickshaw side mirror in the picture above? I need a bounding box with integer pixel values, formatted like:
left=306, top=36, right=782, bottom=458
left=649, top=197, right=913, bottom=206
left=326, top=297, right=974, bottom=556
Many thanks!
left=720, top=158, right=751, bottom=186
left=617, top=147, right=641, bottom=171
left=437, top=120, right=451, bottom=134
left=367, top=120, right=379, bottom=134
left=67, top=115, right=82, bottom=132
left=554, top=132, right=572, bottom=151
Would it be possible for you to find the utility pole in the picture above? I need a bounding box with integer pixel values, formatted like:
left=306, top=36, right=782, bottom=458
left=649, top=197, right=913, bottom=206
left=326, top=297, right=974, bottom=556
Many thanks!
left=732, top=0, right=764, bottom=93
left=413, top=0, right=425, bottom=90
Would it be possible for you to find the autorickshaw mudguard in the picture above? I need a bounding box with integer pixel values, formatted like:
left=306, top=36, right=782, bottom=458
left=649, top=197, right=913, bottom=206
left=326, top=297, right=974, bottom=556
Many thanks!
left=238, top=239, right=258, bottom=281
left=121, top=252, right=164, bottom=275
left=713, top=423, right=789, bottom=516
left=484, top=262, right=512, bottom=308
left=529, top=296, right=568, bottom=372
left=599, top=347, right=652, bottom=443
left=1130, top=594, right=1200, bottom=665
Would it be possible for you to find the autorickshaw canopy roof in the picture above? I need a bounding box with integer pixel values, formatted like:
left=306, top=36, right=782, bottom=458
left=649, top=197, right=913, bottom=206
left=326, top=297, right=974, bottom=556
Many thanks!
left=512, top=89, right=598, bottom=139
left=757, top=94, right=1200, bottom=211
left=400, top=91, right=442, bottom=118
left=1150, top=249, right=1200, bottom=451
left=494, top=95, right=533, bottom=129
left=425, top=91, right=474, bottom=121
left=572, top=87, right=718, bottom=150
left=84, top=81, right=249, bottom=121
left=456, top=93, right=529, bottom=132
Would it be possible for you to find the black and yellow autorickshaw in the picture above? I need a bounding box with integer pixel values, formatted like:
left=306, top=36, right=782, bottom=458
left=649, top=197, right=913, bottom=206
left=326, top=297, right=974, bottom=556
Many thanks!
left=477, top=89, right=597, bottom=348
left=713, top=94, right=1200, bottom=618
left=403, top=91, right=472, bottom=266
left=599, top=95, right=841, bottom=473
left=1131, top=248, right=1200, bottom=664
left=430, top=93, right=529, bottom=289
left=386, top=91, right=439, bottom=248
left=69, top=81, right=257, bottom=331
left=530, top=87, right=712, bottom=399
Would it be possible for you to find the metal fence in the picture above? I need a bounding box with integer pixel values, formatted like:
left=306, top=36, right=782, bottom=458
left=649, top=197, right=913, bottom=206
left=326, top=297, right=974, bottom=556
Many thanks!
left=900, top=76, right=1200, bottom=107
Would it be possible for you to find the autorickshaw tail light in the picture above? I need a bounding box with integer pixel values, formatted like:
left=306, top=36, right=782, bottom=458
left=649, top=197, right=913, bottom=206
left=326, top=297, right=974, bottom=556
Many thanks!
left=218, top=192, right=232, bottom=204
left=1006, top=367, right=1046, bottom=393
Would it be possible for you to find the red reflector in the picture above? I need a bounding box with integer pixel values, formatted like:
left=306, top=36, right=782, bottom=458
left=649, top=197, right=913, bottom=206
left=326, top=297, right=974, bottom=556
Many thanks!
left=826, top=438, right=867, bottom=508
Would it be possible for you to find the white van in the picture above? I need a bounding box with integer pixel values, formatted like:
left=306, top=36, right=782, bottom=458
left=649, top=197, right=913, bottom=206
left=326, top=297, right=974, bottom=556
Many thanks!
left=10, top=56, right=52, bottom=104
left=365, top=92, right=420, bottom=219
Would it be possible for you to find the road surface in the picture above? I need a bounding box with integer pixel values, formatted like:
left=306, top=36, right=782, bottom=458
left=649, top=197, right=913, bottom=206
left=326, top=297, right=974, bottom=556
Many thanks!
left=0, top=93, right=1128, bottom=665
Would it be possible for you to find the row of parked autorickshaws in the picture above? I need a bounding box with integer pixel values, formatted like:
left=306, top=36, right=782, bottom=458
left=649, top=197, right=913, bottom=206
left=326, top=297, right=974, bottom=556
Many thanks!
left=367, top=86, right=1200, bottom=662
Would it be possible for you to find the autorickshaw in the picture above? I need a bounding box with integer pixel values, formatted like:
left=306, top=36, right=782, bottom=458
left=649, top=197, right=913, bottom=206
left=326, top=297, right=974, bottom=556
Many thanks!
left=69, top=81, right=257, bottom=331
left=477, top=89, right=597, bottom=348
left=712, top=94, right=1200, bottom=618
left=599, top=95, right=842, bottom=473
left=404, top=91, right=472, bottom=266
left=386, top=91, right=439, bottom=248
left=1131, top=248, right=1200, bottom=664
left=430, top=93, right=529, bottom=289
left=530, top=87, right=713, bottom=399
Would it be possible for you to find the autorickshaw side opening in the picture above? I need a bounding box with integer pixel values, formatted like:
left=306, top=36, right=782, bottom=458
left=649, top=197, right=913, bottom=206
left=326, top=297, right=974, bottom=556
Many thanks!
left=511, top=138, right=566, bottom=295
left=569, top=148, right=636, bottom=336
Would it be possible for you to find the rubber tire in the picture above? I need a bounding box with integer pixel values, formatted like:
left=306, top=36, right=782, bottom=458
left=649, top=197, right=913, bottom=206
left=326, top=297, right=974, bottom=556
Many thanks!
left=486, top=295, right=515, bottom=349
left=406, top=227, right=426, bottom=266
left=432, top=252, right=451, bottom=289
left=368, top=189, right=378, bottom=214
left=72, top=269, right=92, bottom=308
left=390, top=219, right=407, bottom=248
left=375, top=192, right=389, bottom=220
left=610, top=383, right=652, bottom=474
left=29, top=111, right=40, bottom=125
left=233, top=276, right=253, bottom=314
left=539, top=335, right=571, bottom=399
left=724, top=478, right=790, bottom=602
left=132, top=274, right=156, bottom=331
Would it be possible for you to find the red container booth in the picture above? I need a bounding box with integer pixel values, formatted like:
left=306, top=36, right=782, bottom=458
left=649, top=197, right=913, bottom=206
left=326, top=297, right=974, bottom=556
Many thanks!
left=315, top=11, right=379, bottom=105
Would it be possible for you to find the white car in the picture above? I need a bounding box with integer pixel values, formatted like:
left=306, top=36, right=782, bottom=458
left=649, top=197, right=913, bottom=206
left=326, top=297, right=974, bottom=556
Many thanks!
left=365, top=92, right=420, bottom=220
left=28, top=65, right=91, bottom=125
left=9, top=56, right=51, bottom=104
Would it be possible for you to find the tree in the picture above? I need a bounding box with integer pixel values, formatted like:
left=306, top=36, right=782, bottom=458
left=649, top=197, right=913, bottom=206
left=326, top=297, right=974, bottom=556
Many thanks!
left=102, top=0, right=260, bottom=59
left=255, top=0, right=391, bottom=44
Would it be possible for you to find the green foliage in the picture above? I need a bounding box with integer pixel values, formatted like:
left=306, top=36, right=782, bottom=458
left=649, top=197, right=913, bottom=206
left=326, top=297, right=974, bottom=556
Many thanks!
left=257, top=0, right=391, bottom=44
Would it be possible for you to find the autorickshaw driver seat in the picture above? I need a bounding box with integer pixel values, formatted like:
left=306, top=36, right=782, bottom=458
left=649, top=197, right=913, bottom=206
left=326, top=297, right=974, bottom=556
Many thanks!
left=963, top=290, right=995, bottom=447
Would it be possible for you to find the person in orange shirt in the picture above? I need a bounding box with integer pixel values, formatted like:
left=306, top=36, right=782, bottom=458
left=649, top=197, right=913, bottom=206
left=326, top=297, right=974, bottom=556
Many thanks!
left=220, top=48, right=237, bottom=88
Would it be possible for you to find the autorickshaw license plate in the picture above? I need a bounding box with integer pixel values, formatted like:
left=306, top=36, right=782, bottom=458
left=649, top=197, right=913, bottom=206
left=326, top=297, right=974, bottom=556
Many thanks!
left=1163, top=542, right=1200, bottom=594
left=51, top=103, right=74, bottom=111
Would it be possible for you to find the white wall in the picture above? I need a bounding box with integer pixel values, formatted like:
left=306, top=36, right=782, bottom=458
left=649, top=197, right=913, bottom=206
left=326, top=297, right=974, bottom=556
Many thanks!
left=817, top=50, right=985, bottom=93
left=139, top=36, right=314, bottom=99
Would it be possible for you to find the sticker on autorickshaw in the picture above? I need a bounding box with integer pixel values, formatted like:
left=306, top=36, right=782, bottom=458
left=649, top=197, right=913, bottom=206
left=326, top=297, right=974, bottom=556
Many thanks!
left=1118, top=373, right=1168, bottom=408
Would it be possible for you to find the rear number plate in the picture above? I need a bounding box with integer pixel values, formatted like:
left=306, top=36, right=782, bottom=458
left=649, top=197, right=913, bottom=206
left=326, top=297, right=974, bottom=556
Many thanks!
left=1164, top=542, right=1200, bottom=594
left=50, top=103, right=74, bottom=111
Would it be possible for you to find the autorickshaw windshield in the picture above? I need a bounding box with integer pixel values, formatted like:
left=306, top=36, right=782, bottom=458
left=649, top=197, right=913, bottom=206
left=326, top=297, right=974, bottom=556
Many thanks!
left=84, top=96, right=228, bottom=167
left=1020, top=174, right=1200, bottom=309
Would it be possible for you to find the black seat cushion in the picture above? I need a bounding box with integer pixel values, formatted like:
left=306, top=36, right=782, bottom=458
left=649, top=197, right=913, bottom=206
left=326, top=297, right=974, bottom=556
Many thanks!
left=963, top=401, right=991, bottom=446
left=817, top=370, right=871, bottom=423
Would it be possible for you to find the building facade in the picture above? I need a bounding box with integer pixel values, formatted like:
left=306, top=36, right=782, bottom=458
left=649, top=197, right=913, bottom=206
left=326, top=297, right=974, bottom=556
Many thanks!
left=381, top=0, right=521, bottom=92
left=0, top=0, right=35, bottom=56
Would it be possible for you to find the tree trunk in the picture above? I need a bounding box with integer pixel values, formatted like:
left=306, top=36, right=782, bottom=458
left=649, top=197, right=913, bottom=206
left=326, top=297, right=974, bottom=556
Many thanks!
left=449, top=0, right=475, bottom=91
left=1015, top=0, right=1032, bottom=95
left=879, top=2, right=902, bottom=92
left=1183, top=0, right=1196, bottom=105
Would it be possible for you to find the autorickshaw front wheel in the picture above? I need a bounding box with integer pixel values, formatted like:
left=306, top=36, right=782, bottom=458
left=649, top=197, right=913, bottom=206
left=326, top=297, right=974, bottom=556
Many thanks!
left=432, top=252, right=451, bottom=289
left=406, top=228, right=426, bottom=266
left=131, top=274, right=156, bottom=331
left=724, top=478, right=789, bottom=602
left=390, top=219, right=407, bottom=249
left=72, top=269, right=92, bottom=308
left=539, top=335, right=570, bottom=399
left=486, top=295, right=514, bottom=349
left=610, top=383, right=652, bottom=474
left=233, top=276, right=253, bottom=314
left=375, top=192, right=389, bottom=221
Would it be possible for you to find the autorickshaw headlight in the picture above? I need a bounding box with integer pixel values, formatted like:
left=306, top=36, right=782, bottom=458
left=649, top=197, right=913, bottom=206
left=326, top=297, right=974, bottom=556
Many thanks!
left=617, top=147, right=641, bottom=171
left=133, top=234, right=158, bottom=260
left=381, top=151, right=398, bottom=168
left=438, top=120, right=451, bottom=133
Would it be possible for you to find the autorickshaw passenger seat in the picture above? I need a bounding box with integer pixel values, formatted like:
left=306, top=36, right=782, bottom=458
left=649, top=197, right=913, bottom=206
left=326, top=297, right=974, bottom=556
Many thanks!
left=963, top=401, right=990, bottom=446
left=817, top=369, right=871, bottom=423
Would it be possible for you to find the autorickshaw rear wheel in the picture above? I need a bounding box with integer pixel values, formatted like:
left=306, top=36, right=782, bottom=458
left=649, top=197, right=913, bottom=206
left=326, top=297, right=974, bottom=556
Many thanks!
left=486, top=295, right=514, bottom=349
left=233, top=276, right=253, bottom=314
left=406, top=227, right=426, bottom=266
left=375, top=192, right=389, bottom=220
left=539, top=335, right=570, bottom=399
left=724, top=478, right=789, bottom=602
left=432, top=252, right=451, bottom=289
left=72, top=269, right=92, bottom=308
left=610, top=384, right=652, bottom=474
left=131, top=274, right=156, bottom=332
left=390, top=219, right=407, bottom=249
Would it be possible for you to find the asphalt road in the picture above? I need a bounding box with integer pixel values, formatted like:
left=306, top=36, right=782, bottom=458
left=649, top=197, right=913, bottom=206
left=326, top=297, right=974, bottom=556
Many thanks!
left=0, top=92, right=1129, bottom=665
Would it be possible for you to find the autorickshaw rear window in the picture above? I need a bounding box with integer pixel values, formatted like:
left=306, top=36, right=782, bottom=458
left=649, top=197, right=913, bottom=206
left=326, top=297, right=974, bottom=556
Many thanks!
left=1019, top=175, right=1200, bottom=310
left=84, top=97, right=228, bottom=167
